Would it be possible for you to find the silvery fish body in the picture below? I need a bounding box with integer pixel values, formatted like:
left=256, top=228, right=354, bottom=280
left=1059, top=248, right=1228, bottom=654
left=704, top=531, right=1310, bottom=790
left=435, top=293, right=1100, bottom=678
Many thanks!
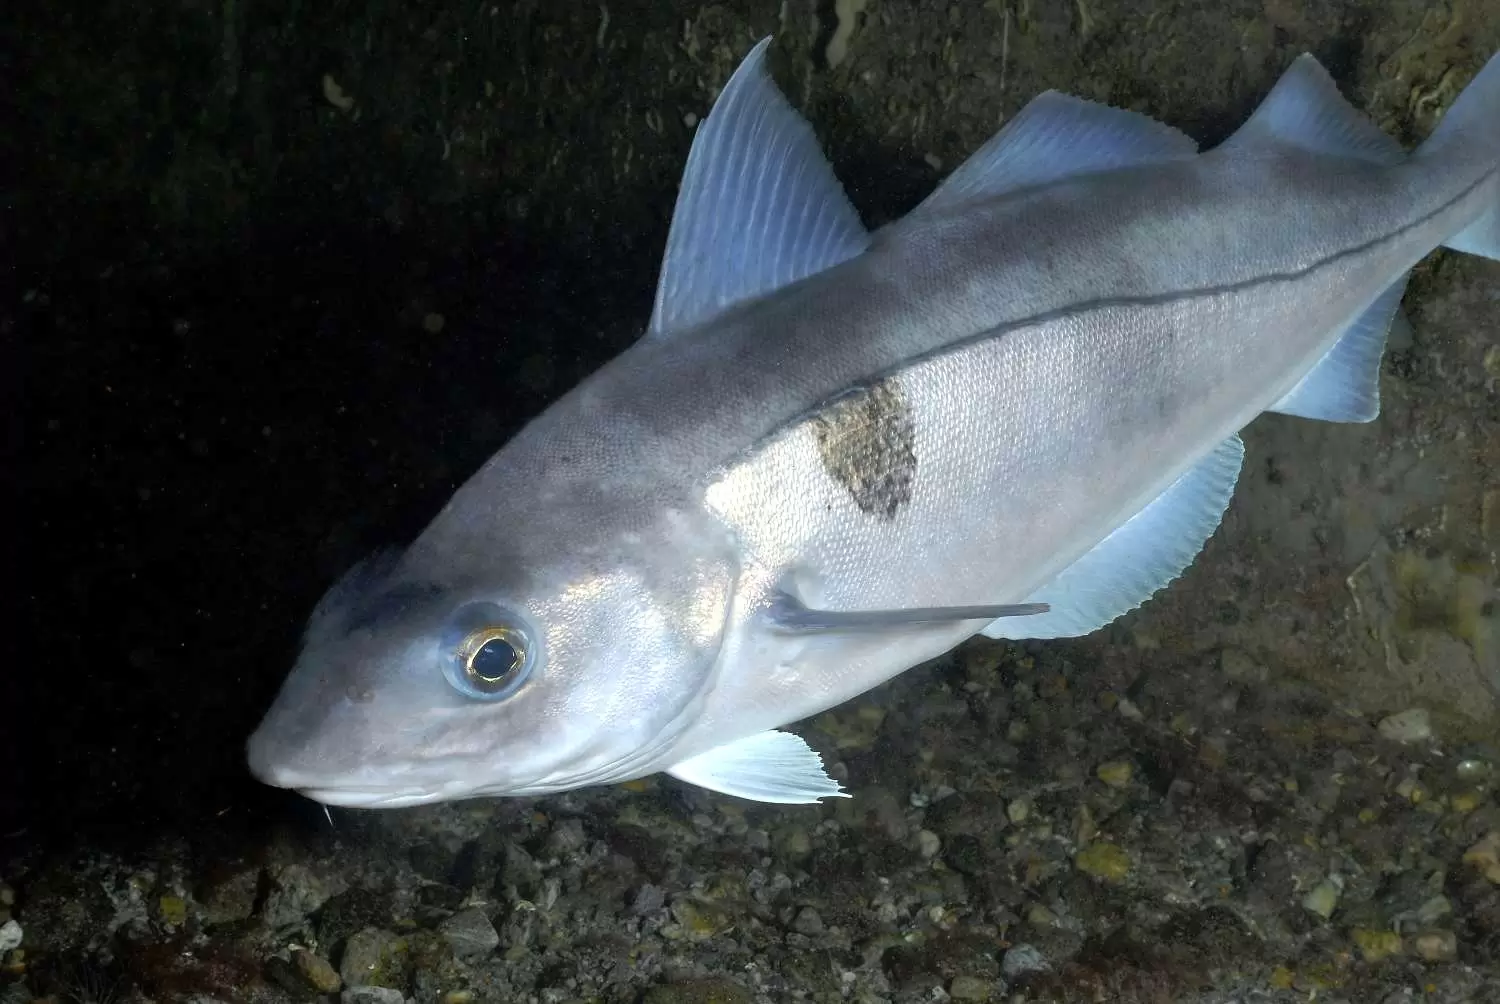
left=248, top=39, right=1500, bottom=807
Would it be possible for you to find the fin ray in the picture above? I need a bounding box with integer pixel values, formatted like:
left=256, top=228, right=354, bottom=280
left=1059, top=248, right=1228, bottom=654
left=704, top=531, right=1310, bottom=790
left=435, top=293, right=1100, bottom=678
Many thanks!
left=983, top=436, right=1244, bottom=640
left=648, top=38, right=868, bottom=338
left=915, top=91, right=1198, bottom=215
left=1270, top=277, right=1408, bottom=423
left=666, top=730, right=847, bottom=804
left=1219, top=54, right=1404, bottom=165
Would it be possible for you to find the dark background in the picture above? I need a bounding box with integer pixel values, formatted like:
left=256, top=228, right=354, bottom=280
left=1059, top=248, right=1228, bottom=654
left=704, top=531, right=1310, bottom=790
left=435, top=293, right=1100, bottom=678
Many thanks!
left=6, top=0, right=687, bottom=851
left=3, top=0, right=943, bottom=856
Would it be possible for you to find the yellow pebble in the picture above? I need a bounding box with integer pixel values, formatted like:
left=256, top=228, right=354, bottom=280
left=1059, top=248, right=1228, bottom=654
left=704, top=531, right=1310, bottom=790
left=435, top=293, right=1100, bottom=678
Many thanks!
left=1075, top=842, right=1131, bottom=882
left=1463, top=831, right=1500, bottom=884
left=1450, top=790, right=1482, bottom=814
left=1351, top=928, right=1402, bottom=963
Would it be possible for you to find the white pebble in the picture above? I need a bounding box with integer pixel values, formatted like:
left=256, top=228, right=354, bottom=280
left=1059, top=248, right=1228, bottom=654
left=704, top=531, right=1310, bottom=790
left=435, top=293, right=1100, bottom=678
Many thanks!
left=1377, top=707, right=1433, bottom=743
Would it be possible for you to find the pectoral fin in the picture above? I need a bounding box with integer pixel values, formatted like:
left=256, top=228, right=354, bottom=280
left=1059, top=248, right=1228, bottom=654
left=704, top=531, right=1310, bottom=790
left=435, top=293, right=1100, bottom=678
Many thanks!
left=763, top=591, right=1048, bottom=632
left=666, top=730, right=848, bottom=804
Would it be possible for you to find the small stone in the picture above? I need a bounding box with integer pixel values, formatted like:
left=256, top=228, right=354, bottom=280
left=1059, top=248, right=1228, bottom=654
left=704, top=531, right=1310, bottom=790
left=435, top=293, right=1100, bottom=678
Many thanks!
left=1095, top=760, right=1133, bottom=789
left=157, top=895, right=187, bottom=927
left=1115, top=697, right=1143, bottom=721
left=1462, top=831, right=1500, bottom=884
left=339, top=928, right=407, bottom=988
left=343, top=988, right=404, bottom=1004
left=776, top=826, right=812, bottom=859
left=791, top=907, right=824, bottom=935
left=262, top=864, right=330, bottom=930
left=948, top=974, right=993, bottom=1001
left=1413, top=929, right=1458, bottom=961
left=294, top=948, right=342, bottom=993
left=1301, top=878, right=1342, bottom=920
left=1026, top=904, right=1056, bottom=928
left=422, top=312, right=445, bottom=334
left=1451, top=790, right=1483, bottom=814
left=915, top=830, right=942, bottom=858
left=1350, top=928, right=1402, bottom=963
left=442, top=993, right=475, bottom=1004
left=1395, top=777, right=1428, bottom=803
left=668, top=898, right=733, bottom=939
left=1075, top=842, right=1130, bottom=882
left=200, top=864, right=263, bottom=925
left=438, top=907, right=499, bottom=960
left=1415, top=894, right=1452, bottom=927
left=631, top=883, right=666, bottom=916
left=1001, top=943, right=1049, bottom=979
left=1005, top=797, right=1031, bottom=825
left=1455, top=757, right=1493, bottom=782
left=1377, top=708, right=1432, bottom=743
left=0, top=920, right=19, bottom=953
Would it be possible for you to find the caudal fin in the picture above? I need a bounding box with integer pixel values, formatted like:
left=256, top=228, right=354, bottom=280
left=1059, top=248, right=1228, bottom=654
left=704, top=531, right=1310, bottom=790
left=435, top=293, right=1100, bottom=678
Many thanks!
left=1422, top=51, right=1500, bottom=260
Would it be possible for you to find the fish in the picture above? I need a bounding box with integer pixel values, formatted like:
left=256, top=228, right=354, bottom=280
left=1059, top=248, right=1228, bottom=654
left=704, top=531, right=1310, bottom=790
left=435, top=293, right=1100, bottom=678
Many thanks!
left=247, top=37, right=1500, bottom=808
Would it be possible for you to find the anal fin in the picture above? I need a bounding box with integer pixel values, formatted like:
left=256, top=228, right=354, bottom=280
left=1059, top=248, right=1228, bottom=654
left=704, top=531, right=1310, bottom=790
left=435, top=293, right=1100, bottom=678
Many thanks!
left=1270, top=276, right=1407, bottom=423
left=1444, top=206, right=1500, bottom=261
left=984, top=435, right=1244, bottom=641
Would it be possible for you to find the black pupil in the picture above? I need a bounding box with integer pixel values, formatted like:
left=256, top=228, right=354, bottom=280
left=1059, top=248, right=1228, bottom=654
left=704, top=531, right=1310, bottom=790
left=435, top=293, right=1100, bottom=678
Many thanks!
left=470, top=637, right=521, bottom=683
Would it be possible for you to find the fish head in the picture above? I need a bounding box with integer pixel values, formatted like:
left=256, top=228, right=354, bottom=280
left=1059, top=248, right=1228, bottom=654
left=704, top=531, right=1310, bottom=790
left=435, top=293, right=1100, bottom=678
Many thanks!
left=246, top=525, right=736, bottom=807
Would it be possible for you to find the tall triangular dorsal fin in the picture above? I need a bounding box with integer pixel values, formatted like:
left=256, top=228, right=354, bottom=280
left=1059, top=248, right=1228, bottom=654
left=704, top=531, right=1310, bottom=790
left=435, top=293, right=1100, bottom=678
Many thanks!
left=647, top=38, right=869, bottom=339
left=983, top=435, right=1244, bottom=641
left=913, top=91, right=1198, bottom=215
left=1218, top=54, right=1405, bottom=165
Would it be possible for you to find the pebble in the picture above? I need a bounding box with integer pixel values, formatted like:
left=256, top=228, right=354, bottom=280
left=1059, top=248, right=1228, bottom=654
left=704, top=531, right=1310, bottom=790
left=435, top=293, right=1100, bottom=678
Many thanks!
left=915, top=830, right=942, bottom=858
left=791, top=907, right=824, bottom=935
left=1074, top=842, right=1130, bottom=882
left=1416, top=894, right=1453, bottom=927
left=1301, top=878, right=1342, bottom=920
left=1351, top=928, right=1402, bottom=963
left=1377, top=708, right=1433, bottom=743
left=1462, top=831, right=1500, bottom=884
left=342, top=988, right=405, bottom=1004
left=1413, top=929, right=1458, bottom=961
left=948, top=974, right=993, bottom=1000
left=0, top=921, right=19, bottom=953
left=1095, top=760, right=1133, bottom=788
left=293, top=948, right=342, bottom=993
left=1005, top=798, right=1031, bottom=825
left=438, top=907, right=499, bottom=960
left=261, top=864, right=330, bottom=930
left=1451, top=790, right=1483, bottom=814
left=340, top=928, right=407, bottom=988
left=1001, top=943, right=1049, bottom=979
left=1455, top=757, right=1493, bottom=782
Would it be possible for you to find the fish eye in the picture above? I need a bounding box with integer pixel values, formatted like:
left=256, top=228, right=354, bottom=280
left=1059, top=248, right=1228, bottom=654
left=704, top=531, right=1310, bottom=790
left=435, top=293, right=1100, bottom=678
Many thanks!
left=442, top=603, right=538, bottom=701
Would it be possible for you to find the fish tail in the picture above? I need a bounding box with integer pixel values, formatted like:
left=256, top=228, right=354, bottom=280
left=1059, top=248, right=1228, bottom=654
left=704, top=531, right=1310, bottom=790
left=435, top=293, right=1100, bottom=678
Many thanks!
left=1422, top=51, right=1500, bottom=260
